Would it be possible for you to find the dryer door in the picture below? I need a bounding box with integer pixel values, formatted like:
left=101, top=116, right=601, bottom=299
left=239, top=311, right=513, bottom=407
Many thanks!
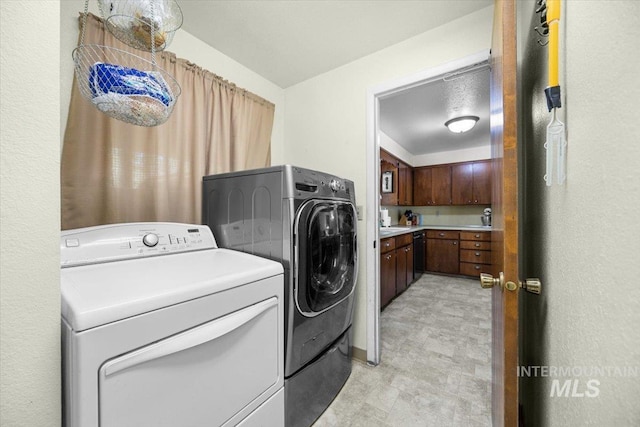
left=295, top=200, right=357, bottom=316
left=97, top=297, right=280, bottom=427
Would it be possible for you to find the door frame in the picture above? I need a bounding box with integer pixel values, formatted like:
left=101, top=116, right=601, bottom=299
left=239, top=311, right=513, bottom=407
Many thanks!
left=365, top=49, right=491, bottom=364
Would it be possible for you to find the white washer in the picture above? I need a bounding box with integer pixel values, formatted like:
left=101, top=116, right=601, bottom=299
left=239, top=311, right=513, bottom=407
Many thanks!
left=61, top=222, right=284, bottom=427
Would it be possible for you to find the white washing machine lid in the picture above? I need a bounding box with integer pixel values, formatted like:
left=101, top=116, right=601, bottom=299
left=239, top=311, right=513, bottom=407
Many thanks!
left=61, top=248, right=283, bottom=332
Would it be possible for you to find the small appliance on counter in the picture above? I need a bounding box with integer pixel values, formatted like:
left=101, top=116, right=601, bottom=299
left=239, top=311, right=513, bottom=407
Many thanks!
left=380, top=209, right=391, bottom=227
left=482, top=208, right=492, bottom=226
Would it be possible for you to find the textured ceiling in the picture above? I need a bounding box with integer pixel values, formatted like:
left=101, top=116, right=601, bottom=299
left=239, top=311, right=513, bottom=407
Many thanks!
left=379, top=65, right=490, bottom=156
left=178, top=0, right=493, bottom=156
left=179, top=0, right=493, bottom=88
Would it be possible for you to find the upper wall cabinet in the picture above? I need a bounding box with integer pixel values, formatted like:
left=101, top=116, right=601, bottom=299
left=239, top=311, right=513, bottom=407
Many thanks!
left=382, top=149, right=491, bottom=207
left=413, top=165, right=452, bottom=206
left=380, top=149, right=413, bottom=206
left=397, top=161, right=413, bottom=206
left=380, top=150, right=398, bottom=206
left=452, top=160, right=492, bottom=205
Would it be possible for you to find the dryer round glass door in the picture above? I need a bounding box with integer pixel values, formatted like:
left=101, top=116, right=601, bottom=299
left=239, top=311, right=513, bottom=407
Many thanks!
left=294, top=200, right=357, bottom=316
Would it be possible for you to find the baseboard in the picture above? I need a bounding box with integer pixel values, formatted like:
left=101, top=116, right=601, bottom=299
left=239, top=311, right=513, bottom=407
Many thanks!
left=351, top=345, right=367, bottom=363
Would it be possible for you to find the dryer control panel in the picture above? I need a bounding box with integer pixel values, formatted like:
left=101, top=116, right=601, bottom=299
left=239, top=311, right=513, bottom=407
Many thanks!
left=61, top=223, right=217, bottom=267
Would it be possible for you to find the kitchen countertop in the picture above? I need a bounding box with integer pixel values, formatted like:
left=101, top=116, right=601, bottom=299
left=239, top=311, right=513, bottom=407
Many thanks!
left=379, top=224, right=491, bottom=238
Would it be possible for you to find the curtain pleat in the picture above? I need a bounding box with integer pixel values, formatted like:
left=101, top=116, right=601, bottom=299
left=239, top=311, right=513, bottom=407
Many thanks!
left=61, top=13, right=275, bottom=230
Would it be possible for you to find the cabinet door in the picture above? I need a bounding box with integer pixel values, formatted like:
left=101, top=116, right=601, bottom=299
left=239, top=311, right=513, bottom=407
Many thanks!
left=399, top=164, right=413, bottom=206
left=380, top=251, right=396, bottom=307
left=426, top=238, right=459, bottom=274
left=432, top=166, right=452, bottom=205
left=380, top=159, right=398, bottom=206
left=452, top=163, right=474, bottom=205
left=472, top=160, right=492, bottom=204
left=395, top=247, right=407, bottom=294
left=405, top=244, right=414, bottom=286
left=413, top=167, right=432, bottom=205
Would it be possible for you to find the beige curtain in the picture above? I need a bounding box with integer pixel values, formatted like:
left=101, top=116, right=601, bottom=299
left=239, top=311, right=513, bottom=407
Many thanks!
left=61, top=13, right=274, bottom=230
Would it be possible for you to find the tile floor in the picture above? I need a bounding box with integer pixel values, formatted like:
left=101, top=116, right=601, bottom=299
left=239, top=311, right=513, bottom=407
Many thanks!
left=313, top=273, right=492, bottom=427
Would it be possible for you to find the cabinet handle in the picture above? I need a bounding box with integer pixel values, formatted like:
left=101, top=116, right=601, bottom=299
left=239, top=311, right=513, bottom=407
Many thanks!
left=475, top=243, right=481, bottom=247
left=475, top=265, right=481, bottom=270
left=453, top=241, right=457, bottom=245
left=439, top=232, right=445, bottom=237
left=475, top=252, right=481, bottom=256
left=475, top=234, right=480, bottom=238
left=474, top=199, right=478, bottom=203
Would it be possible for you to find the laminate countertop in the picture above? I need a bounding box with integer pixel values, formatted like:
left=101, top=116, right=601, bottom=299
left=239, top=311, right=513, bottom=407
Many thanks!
left=379, top=225, right=492, bottom=238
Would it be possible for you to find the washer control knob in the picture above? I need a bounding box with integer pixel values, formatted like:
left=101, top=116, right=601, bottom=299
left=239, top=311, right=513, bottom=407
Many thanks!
left=142, top=233, right=159, bottom=247
left=329, top=179, right=340, bottom=192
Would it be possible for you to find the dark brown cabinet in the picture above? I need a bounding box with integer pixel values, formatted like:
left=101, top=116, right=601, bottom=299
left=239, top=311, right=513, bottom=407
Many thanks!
left=398, top=162, right=413, bottom=206
left=452, top=160, right=492, bottom=205
left=380, top=150, right=398, bottom=206
left=380, top=237, right=396, bottom=308
left=380, top=149, right=412, bottom=206
left=395, top=235, right=414, bottom=294
left=426, top=230, right=459, bottom=274
left=413, top=165, right=452, bottom=206
left=459, top=231, right=492, bottom=277
left=380, top=233, right=414, bottom=309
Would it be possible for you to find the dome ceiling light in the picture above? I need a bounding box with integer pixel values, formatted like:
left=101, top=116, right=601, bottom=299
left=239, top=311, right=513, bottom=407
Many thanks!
left=444, top=115, right=479, bottom=133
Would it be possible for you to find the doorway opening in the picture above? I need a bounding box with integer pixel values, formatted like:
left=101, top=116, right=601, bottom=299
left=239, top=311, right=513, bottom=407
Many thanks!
left=365, top=49, right=491, bottom=365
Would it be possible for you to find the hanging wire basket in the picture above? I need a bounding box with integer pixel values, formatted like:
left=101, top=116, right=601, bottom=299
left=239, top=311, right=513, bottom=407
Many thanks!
left=97, top=0, right=183, bottom=52
left=73, top=44, right=180, bottom=126
left=73, top=0, right=181, bottom=126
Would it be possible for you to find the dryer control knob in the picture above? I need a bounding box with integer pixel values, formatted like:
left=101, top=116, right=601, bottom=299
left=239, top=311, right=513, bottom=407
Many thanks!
left=329, top=179, right=340, bottom=192
left=142, top=233, right=159, bottom=247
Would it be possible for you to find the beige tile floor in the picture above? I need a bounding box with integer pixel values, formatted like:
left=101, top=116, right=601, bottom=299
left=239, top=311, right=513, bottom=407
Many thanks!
left=313, top=273, right=492, bottom=427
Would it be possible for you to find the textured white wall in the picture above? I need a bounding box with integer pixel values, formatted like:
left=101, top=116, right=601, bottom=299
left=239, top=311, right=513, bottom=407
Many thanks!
left=519, top=0, right=640, bottom=425
left=0, top=1, right=61, bottom=426
left=283, top=6, right=494, bottom=350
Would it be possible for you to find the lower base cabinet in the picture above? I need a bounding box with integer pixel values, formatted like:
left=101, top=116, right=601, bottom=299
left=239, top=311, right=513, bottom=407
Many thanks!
left=426, top=230, right=459, bottom=275
left=380, top=234, right=414, bottom=309
left=380, top=247, right=396, bottom=308
left=382, top=229, right=491, bottom=301
left=459, top=231, right=492, bottom=277
left=395, top=234, right=413, bottom=294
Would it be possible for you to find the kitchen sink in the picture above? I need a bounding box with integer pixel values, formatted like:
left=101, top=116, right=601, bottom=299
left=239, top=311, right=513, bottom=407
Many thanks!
left=379, top=226, right=411, bottom=235
left=381, top=226, right=411, bottom=231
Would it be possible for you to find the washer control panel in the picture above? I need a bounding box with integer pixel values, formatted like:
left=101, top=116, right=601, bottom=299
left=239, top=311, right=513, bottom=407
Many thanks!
left=61, top=223, right=217, bottom=267
left=289, top=166, right=354, bottom=200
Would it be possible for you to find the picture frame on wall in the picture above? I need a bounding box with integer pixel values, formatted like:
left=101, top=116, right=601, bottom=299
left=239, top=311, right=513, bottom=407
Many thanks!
left=381, top=171, right=393, bottom=193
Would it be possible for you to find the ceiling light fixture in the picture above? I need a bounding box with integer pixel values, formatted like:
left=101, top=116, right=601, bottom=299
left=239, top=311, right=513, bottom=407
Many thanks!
left=445, top=116, right=479, bottom=133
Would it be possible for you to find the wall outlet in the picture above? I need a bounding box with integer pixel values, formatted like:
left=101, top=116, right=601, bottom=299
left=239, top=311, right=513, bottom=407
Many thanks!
left=356, top=205, right=363, bottom=221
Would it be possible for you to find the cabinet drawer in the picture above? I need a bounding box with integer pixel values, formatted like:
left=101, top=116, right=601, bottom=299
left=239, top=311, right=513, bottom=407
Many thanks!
left=460, top=240, right=491, bottom=251
left=380, top=237, right=395, bottom=254
left=460, top=262, right=493, bottom=277
left=426, top=230, right=459, bottom=240
left=460, top=249, right=491, bottom=264
left=459, top=231, right=490, bottom=241
left=395, top=233, right=413, bottom=247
